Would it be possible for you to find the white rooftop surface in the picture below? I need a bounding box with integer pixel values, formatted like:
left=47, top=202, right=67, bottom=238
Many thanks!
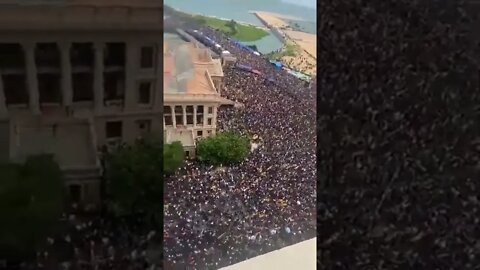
left=220, top=238, right=316, bottom=270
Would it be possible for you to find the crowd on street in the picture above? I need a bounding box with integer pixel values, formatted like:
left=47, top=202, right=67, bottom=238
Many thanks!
left=164, top=27, right=317, bottom=269
left=21, top=0, right=480, bottom=268
left=316, top=0, right=480, bottom=269
left=22, top=211, right=161, bottom=270
left=16, top=22, right=317, bottom=270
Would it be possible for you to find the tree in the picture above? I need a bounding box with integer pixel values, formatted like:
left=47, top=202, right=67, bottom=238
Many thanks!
left=163, top=141, right=185, bottom=175
left=246, top=44, right=259, bottom=52
left=225, top=19, right=238, bottom=36
left=225, top=19, right=237, bottom=28
left=0, top=154, right=64, bottom=261
left=104, top=137, right=170, bottom=225
left=196, top=132, right=250, bottom=165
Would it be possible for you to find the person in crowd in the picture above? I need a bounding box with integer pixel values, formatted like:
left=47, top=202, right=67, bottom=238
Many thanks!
left=163, top=26, right=316, bottom=269
left=316, top=0, right=480, bottom=269
left=33, top=16, right=317, bottom=270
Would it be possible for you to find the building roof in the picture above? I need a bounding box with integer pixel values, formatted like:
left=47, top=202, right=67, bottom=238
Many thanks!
left=195, top=58, right=224, bottom=78
left=164, top=42, right=219, bottom=96
left=221, top=238, right=316, bottom=270
left=164, top=39, right=224, bottom=78
left=186, top=44, right=224, bottom=77
left=0, top=0, right=163, bottom=31
left=0, top=0, right=162, bottom=7
left=164, top=32, right=188, bottom=49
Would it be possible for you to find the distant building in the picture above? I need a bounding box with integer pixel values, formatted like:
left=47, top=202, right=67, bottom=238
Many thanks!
left=0, top=0, right=162, bottom=206
left=163, top=40, right=233, bottom=158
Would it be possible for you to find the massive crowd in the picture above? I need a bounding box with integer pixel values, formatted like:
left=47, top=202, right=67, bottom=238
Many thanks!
left=317, top=0, right=480, bottom=269
left=14, top=21, right=316, bottom=270
left=17, top=0, right=480, bottom=268
left=163, top=27, right=317, bottom=269
left=21, top=211, right=161, bottom=270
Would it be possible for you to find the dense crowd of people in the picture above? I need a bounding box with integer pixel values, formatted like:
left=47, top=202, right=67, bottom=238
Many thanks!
left=18, top=0, right=480, bottom=268
left=164, top=27, right=317, bottom=269
left=15, top=21, right=316, bottom=270
left=267, top=43, right=316, bottom=76
left=317, top=0, right=480, bottom=269
left=22, top=210, right=161, bottom=270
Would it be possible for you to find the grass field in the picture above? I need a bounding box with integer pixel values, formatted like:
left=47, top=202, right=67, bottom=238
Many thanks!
left=266, top=42, right=300, bottom=60
left=194, top=15, right=269, bottom=42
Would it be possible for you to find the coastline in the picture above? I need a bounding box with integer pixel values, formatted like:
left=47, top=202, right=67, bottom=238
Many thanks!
left=252, top=11, right=316, bottom=75
left=248, top=10, right=305, bottom=22
left=167, top=6, right=268, bottom=30
left=204, top=15, right=269, bottom=31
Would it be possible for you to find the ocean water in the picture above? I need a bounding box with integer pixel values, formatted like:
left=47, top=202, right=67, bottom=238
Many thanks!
left=281, top=0, right=317, bottom=9
left=164, top=0, right=316, bottom=24
left=241, top=35, right=284, bottom=54
left=285, top=19, right=316, bottom=34
left=164, top=0, right=316, bottom=53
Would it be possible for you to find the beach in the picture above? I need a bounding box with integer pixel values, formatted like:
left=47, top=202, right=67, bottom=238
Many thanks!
left=164, top=0, right=317, bottom=26
left=253, top=11, right=317, bottom=75
left=283, top=30, right=316, bottom=58
left=252, top=11, right=291, bottom=28
left=199, top=14, right=269, bottom=31
left=164, top=0, right=316, bottom=54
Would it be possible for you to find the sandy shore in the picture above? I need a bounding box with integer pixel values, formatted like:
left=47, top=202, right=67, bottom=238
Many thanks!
left=283, top=30, right=316, bottom=58
left=253, top=11, right=316, bottom=76
left=282, top=53, right=316, bottom=76
left=253, top=11, right=290, bottom=28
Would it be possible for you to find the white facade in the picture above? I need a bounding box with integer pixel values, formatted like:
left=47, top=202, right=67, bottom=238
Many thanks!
left=163, top=40, right=231, bottom=158
left=0, top=0, right=163, bottom=205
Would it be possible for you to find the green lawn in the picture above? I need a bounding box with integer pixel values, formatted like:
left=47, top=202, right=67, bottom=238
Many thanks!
left=194, top=15, right=269, bottom=42
left=267, top=42, right=300, bottom=60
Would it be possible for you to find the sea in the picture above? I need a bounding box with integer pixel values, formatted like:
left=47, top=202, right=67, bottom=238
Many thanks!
left=164, top=0, right=316, bottom=54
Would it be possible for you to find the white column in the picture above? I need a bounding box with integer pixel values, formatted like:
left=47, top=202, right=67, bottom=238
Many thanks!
left=24, top=43, right=40, bottom=114
left=0, top=73, right=7, bottom=118
left=213, top=106, right=217, bottom=126
left=193, top=105, right=197, bottom=127
left=93, top=42, right=104, bottom=112
left=60, top=42, right=73, bottom=107
left=217, top=80, right=222, bottom=95
left=182, top=105, right=187, bottom=126
left=171, top=105, right=176, bottom=127
left=203, top=106, right=208, bottom=126
left=214, top=79, right=220, bottom=93
left=154, top=43, right=162, bottom=109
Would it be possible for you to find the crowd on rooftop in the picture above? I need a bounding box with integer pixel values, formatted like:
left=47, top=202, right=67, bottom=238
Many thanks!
left=316, top=0, right=480, bottom=269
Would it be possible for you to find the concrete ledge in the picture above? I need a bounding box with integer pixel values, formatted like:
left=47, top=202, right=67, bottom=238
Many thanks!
left=221, top=238, right=316, bottom=270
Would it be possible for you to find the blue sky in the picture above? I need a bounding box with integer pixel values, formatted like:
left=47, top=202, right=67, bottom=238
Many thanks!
left=281, top=0, right=316, bottom=9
